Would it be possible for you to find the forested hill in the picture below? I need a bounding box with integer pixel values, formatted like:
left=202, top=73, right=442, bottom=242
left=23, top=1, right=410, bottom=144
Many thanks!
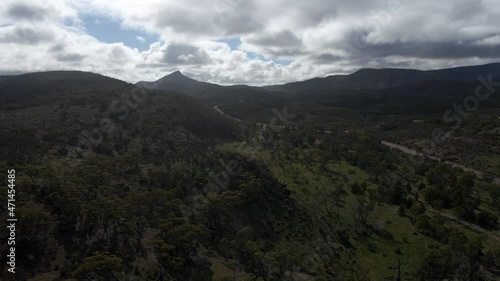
left=0, top=71, right=333, bottom=281
left=1, top=67, right=499, bottom=280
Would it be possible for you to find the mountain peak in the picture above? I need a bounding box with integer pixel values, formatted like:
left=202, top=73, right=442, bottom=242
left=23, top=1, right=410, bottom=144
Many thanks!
left=156, top=70, right=196, bottom=84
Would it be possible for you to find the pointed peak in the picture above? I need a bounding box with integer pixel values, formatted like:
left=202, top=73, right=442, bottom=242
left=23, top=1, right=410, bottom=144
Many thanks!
left=156, top=70, right=197, bottom=84
left=165, top=70, right=189, bottom=79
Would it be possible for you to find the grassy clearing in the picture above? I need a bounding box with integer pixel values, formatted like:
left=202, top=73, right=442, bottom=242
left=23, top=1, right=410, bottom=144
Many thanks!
left=218, top=140, right=500, bottom=279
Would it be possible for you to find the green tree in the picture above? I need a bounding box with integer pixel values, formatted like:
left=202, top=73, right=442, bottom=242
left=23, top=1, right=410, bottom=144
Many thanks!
left=487, top=184, right=500, bottom=211
left=448, top=233, right=485, bottom=281
left=227, top=259, right=239, bottom=281
left=351, top=196, right=375, bottom=233
left=408, top=203, right=426, bottom=224
left=153, top=218, right=207, bottom=280
left=72, top=252, right=124, bottom=281
left=415, top=248, right=456, bottom=281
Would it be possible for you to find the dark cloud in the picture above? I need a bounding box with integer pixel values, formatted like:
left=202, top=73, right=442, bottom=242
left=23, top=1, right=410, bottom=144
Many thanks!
left=49, top=44, right=65, bottom=52
left=7, top=2, right=49, bottom=22
left=2, top=0, right=500, bottom=85
left=295, top=1, right=338, bottom=26
left=246, top=30, right=302, bottom=47
left=311, top=53, right=344, bottom=64
left=218, top=12, right=263, bottom=35
left=0, top=26, right=54, bottom=45
left=55, top=53, right=86, bottom=62
left=153, top=1, right=262, bottom=37
left=448, top=0, right=485, bottom=20
left=163, top=43, right=212, bottom=65
left=349, top=40, right=500, bottom=59
left=154, top=8, right=211, bottom=35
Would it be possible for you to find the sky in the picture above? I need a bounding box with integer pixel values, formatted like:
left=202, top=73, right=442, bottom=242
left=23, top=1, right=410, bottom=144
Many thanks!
left=0, top=0, right=500, bottom=86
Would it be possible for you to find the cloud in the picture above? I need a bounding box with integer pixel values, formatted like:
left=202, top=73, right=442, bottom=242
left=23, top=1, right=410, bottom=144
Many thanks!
left=474, top=34, right=500, bottom=46
left=7, top=2, right=48, bottom=20
left=160, top=43, right=212, bottom=65
left=55, top=53, right=86, bottom=62
left=243, top=30, right=302, bottom=48
left=136, top=36, right=145, bottom=43
left=0, top=25, right=55, bottom=45
left=0, top=0, right=499, bottom=85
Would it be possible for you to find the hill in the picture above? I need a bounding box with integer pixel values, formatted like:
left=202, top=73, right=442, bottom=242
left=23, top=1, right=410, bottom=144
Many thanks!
left=265, top=62, right=500, bottom=92
left=136, top=70, right=222, bottom=96
left=0, top=71, right=336, bottom=281
left=0, top=71, right=242, bottom=160
left=1, top=65, right=499, bottom=280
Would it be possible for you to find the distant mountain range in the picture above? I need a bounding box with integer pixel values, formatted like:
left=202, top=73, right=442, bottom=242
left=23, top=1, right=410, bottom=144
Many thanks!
left=135, top=63, right=500, bottom=100
left=263, top=63, right=500, bottom=92
left=1, top=62, right=499, bottom=105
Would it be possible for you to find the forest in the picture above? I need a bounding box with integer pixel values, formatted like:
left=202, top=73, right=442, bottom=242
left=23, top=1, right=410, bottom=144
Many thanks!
left=0, top=69, right=499, bottom=281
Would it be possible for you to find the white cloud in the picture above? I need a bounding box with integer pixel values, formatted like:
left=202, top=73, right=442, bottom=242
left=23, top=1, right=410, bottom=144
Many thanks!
left=136, top=35, right=145, bottom=43
left=474, top=34, right=500, bottom=46
left=0, top=0, right=499, bottom=85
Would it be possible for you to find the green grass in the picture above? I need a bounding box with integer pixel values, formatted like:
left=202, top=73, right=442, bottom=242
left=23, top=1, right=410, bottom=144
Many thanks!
left=220, top=139, right=500, bottom=279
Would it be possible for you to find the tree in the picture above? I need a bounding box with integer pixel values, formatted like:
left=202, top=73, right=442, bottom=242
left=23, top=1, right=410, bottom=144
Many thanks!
left=391, top=257, right=404, bottom=281
left=271, top=242, right=305, bottom=280
left=475, top=210, right=498, bottom=229
left=408, top=203, right=426, bottom=224
left=348, top=262, right=371, bottom=281
left=17, top=206, right=52, bottom=260
left=318, top=185, right=346, bottom=221
left=416, top=215, right=449, bottom=242
left=415, top=248, right=456, bottom=281
left=192, top=265, right=214, bottom=281
left=487, top=184, right=500, bottom=211
left=351, top=196, right=375, bottom=233
left=448, top=233, right=485, bottom=281
left=456, top=172, right=477, bottom=198
left=153, top=218, right=207, bottom=280
left=72, top=252, right=124, bottom=281
left=227, top=259, right=239, bottom=281
left=242, top=240, right=273, bottom=280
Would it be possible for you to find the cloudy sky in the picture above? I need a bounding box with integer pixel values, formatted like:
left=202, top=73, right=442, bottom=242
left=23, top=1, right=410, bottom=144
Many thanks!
left=1, top=0, right=500, bottom=85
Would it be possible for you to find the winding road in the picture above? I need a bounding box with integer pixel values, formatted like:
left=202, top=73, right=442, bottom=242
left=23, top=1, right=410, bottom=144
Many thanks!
left=213, top=104, right=500, bottom=240
left=213, top=104, right=242, bottom=122
left=381, top=141, right=500, bottom=184
left=212, top=104, right=500, bottom=185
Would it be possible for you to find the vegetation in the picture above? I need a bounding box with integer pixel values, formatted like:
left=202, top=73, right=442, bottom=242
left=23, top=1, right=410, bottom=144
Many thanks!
left=0, top=67, right=499, bottom=280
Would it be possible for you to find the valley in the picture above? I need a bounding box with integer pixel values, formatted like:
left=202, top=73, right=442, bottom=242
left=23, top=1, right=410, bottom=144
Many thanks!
left=0, top=64, right=499, bottom=281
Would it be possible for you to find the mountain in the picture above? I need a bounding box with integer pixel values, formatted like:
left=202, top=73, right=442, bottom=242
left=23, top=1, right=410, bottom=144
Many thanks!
left=0, top=71, right=130, bottom=106
left=430, top=62, right=500, bottom=81
left=136, top=70, right=284, bottom=105
left=1, top=67, right=499, bottom=280
left=264, top=62, right=500, bottom=92
left=0, top=70, right=320, bottom=281
left=0, top=75, right=13, bottom=83
left=0, top=71, right=241, bottom=146
left=136, top=70, right=222, bottom=96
